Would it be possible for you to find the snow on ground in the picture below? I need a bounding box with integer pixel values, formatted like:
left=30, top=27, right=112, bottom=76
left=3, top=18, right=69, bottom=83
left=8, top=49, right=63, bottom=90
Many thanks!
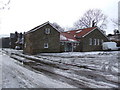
left=1, top=51, right=75, bottom=88
left=0, top=49, right=2, bottom=89
left=38, top=51, right=119, bottom=57
left=1, top=48, right=120, bottom=88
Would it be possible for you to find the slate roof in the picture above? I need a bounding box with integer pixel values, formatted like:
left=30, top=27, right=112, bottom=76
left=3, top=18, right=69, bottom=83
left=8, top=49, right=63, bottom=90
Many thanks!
left=60, top=27, right=97, bottom=42
left=25, top=21, right=107, bottom=42
left=65, top=27, right=97, bottom=38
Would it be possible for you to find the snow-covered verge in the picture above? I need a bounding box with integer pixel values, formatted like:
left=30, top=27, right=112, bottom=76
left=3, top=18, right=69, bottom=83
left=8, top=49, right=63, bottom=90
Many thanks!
left=1, top=50, right=75, bottom=88
left=1, top=48, right=120, bottom=88
left=0, top=49, right=2, bottom=90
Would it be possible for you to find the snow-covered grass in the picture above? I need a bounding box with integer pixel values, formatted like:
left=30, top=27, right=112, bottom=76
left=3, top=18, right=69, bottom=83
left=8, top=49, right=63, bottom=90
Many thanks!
left=1, top=52, right=76, bottom=88
left=1, top=48, right=119, bottom=88
left=0, top=50, right=2, bottom=90
left=38, top=51, right=119, bottom=57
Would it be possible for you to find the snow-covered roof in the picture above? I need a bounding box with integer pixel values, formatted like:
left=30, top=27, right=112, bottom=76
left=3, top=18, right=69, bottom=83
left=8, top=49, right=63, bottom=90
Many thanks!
left=65, top=27, right=97, bottom=38
left=60, top=32, right=78, bottom=42
left=75, top=30, right=82, bottom=34
left=64, top=27, right=108, bottom=40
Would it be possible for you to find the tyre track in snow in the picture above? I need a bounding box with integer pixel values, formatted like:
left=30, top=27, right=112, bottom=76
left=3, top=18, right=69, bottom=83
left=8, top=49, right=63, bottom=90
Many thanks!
left=2, top=52, right=75, bottom=88
left=6, top=51, right=118, bottom=87
left=2, top=49, right=119, bottom=88
left=34, top=54, right=119, bottom=86
left=10, top=54, right=87, bottom=88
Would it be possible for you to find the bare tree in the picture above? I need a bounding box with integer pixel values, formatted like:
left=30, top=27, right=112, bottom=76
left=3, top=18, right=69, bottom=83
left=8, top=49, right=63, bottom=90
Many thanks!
left=0, top=0, right=10, bottom=10
left=111, top=18, right=120, bottom=27
left=74, top=9, right=107, bottom=29
left=52, top=22, right=64, bottom=32
left=114, top=29, right=119, bottom=34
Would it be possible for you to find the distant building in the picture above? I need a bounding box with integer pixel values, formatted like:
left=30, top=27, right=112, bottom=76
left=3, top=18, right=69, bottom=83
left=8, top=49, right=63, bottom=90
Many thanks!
left=24, top=21, right=109, bottom=55
left=10, top=33, right=17, bottom=49
left=0, top=37, right=10, bottom=48
left=10, top=32, right=24, bottom=49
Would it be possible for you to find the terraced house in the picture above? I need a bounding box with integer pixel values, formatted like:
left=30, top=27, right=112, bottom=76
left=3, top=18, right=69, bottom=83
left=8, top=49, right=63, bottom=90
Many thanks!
left=23, top=21, right=109, bottom=54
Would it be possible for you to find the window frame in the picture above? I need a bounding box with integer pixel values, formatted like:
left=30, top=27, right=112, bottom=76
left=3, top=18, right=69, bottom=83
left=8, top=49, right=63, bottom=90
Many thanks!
left=97, top=39, right=100, bottom=45
left=24, top=43, right=26, bottom=48
left=101, top=39, right=104, bottom=44
left=44, top=43, right=49, bottom=48
left=89, top=38, right=92, bottom=45
left=94, top=39, right=97, bottom=45
left=45, top=28, right=50, bottom=34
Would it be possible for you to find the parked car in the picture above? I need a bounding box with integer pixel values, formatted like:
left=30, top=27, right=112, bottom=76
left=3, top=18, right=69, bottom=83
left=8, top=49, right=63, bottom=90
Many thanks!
left=102, top=42, right=118, bottom=51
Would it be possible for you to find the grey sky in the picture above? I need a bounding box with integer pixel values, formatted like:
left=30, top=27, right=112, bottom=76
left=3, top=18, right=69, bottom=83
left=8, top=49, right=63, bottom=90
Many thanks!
left=0, top=0, right=119, bottom=35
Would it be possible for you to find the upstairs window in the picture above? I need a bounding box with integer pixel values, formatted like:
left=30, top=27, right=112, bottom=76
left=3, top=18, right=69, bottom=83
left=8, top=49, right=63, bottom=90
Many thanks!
left=89, top=38, right=92, bottom=45
left=44, top=43, right=49, bottom=48
left=45, top=28, right=50, bottom=34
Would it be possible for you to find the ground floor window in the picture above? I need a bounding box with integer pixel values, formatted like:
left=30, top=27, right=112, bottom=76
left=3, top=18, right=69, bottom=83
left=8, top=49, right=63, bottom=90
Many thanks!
left=24, top=43, right=26, bottom=48
left=89, top=38, right=92, bottom=45
left=94, top=39, right=97, bottom=45
left=61, top=42, right=64, bottom=45
left=97, top=39, right=100, bottom=45
left=44, top=43, right=49, bottom=48
left=101, top=39, right=104, bottom=44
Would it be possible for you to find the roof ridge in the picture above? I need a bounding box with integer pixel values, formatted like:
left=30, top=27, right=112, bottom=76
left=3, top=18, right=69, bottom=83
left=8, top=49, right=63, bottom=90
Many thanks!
left=25, top=21, right=62, bottom=34
left=26, top=21, right=49, bottom=34
left=64, top=27, right=97, bottom=32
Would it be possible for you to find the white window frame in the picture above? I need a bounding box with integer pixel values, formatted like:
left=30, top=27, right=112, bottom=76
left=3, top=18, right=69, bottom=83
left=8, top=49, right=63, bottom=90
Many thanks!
left=24, top=43, right=26, bottom=48
left=74, top=43, right=77, bottom=46
left=61, top=42, right=64, bottom=45
left=101, top=39, right=104, bottom=44
left=44, top=43, right=49, bottom=48
left=77, top=42, right=79, bottom=45
left=97, top=39, right=100, bottom=45
left=45, top=28, right=50, bottom=34
left=94, top=39, right=97, bottom=45
left=89, top=38, right=92, bottom=45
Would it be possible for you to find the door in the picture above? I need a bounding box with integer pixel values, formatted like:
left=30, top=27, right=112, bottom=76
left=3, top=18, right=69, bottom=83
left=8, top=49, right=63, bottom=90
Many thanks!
left=65, top=43, right=73, bottom=52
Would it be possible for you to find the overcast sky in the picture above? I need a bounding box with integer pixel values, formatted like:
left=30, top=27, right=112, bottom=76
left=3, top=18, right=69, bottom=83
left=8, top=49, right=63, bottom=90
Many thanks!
left=0, top=0, right=119, bottom=35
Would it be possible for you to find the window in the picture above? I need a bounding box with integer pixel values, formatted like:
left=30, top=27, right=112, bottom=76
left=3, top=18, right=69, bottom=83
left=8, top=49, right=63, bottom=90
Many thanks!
left=24, top=43, right=26, bottom=48
left=45, top=28, right=50, bottom=34
left=44, top=43, right=48, bottom=48
left=61, top=42, right=64, bottom=45
left=74, top=43, right=77, bottom=46
left=89, top=38, right=92, bottom=45
left=101, top=39, right=104, bottom=44
left=94, top=39, right=97, bottom=45
left=97, top=39, right=100, bottom=45
left=77, top=43, right=79, bottom=45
